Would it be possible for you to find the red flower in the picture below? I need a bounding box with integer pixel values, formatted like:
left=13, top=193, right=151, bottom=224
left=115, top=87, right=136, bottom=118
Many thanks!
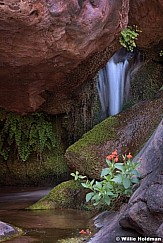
left=127, top=152, right=132, bottom=159
left=79, top=229, right=86, bottom=235
left=79, top=229, right=92, bottom=236
left=112, top=149, right=118, bottom=156
left=86, top=229, right=92, bottom=236
left=114, top=156, right=119, bottom=162
left=106, top=154, right=113, bottom=160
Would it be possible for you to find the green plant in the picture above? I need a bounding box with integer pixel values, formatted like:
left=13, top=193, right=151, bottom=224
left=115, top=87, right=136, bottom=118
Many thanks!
left=0, top=111, right=57, bottom=161
left=71, top=150, right=141, bottom=207
left=71, top=171, right=87, bottom=181
left=159, top=50, right=163, bottom=56
left=119, top=26, right=141, bottom=52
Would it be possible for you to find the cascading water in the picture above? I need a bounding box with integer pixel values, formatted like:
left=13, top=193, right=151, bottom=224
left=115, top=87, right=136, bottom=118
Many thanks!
left=97, top=48, right=141, bottom=118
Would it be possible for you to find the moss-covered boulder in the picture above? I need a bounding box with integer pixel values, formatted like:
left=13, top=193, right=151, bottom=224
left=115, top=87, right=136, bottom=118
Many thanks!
left=65, top=97, right=163, bottom=179
left=9, top=152, right=68, bottom=186
left=0, top=143, right=69, bottom=186
left=29, top=180, right=86, bottom=210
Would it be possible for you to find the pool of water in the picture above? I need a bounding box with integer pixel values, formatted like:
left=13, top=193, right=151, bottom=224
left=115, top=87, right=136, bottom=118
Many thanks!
left=0, top=187, right=94, bottom=242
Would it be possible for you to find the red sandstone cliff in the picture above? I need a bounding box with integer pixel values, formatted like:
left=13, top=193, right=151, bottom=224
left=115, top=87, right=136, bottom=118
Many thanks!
left=0, top=0, right=162, bottom=114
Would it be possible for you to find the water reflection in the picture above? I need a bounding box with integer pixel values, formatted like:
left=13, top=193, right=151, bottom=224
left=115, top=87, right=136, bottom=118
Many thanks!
left=0, top=187, right=93, bottom=242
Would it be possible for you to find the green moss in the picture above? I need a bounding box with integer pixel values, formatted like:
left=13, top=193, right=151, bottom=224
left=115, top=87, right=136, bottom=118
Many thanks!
left=0, top=142, right=69, bottom=185
left=28, top=180, right=83, bottom=210
left=42, top=143, right=68, bottom=176
left=67, top=116, right=119, bottom=153
left=131, top=61, right=163, bottom=101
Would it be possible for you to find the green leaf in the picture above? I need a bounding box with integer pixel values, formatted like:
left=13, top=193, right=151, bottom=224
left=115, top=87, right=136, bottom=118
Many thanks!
left=81, top=182, right=91, bottom=189
left=94, top=181, right=102, bottom=190
left=92, top=194, right=101, bottom=203
left=112, top=174, right=123, bottom=183
left=123, top=178, right=131, bottom=189
left=114, top=163, right=124, bottom=171
left=86, top=192, right=94, bottom=202
left=131, top=169, right=140, bottom=176
left=103, top=181, right=112, bottom=189
left=106, top=191, right=115, bottom=196
left=131, top=177, right=139, bottom=184
left=90, top=179, right=95, bottom=186
left=104, top=195, right=111, bottom=206
left=78, top=175, right=87, bottom=179
left=70, top=173, right=75, bottom=177
left=101, top=168, right=111, bottom=177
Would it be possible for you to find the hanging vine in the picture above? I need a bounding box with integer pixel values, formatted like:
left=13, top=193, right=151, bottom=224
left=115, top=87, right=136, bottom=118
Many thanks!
left=0, top=110, right=57, bottom=161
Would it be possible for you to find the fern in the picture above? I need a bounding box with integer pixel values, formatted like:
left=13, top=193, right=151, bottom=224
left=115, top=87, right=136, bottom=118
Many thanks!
left=0, top=110, right=57, bottom=161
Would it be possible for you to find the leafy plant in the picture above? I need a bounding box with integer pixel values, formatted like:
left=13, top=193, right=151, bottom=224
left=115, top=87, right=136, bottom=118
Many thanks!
left=71, top=171, right=87, bottom=181
left=0, top=110, right=57, bottom=161
left=119, top=26, right=141, bottom=52
left=72, top=150, right=141, bottom=207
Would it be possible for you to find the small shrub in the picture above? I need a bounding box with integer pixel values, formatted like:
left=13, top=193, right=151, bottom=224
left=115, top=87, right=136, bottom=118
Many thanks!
left=119, top=26, right=141, bottom=52
left=71, top=150, right=141, bottom=208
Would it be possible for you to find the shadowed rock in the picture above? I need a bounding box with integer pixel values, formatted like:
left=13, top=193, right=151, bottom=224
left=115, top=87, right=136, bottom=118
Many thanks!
left=119, top=119, right=163, bottom=237
left=88, top=207, right=140, bottom=243
left=88, top=119, right=163, bottom=242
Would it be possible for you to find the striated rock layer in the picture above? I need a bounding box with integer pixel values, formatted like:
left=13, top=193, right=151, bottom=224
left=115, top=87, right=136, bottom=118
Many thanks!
left=0, top=0, right=129, bottom=114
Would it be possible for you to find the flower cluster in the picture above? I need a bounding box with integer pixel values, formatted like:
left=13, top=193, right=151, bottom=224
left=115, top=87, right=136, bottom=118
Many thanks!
left=106, top=150, right=133, bottom=162
left=106, top=149, right=119, bottom=162
left=79, top=229, right=92, bottom=236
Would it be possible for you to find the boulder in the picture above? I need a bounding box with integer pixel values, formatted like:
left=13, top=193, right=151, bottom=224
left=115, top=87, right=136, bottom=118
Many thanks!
left=65, top=97, right=163, bottom=179
left=0, top=148, right=69, bottom=186
left=119, top=119, right=163, bottom=237
left=29, top=180, right=86, bottom=210
left=88, top=119, right=163, bottom=242
left=156, top=224, right=163, bottom=238
left=0, top=221, right=22, bottom=241
left=88, top=207, right=140, bottom=243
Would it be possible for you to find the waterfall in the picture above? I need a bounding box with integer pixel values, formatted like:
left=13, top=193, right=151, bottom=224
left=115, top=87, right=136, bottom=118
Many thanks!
left=97, top=48, right=141, bottom=117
